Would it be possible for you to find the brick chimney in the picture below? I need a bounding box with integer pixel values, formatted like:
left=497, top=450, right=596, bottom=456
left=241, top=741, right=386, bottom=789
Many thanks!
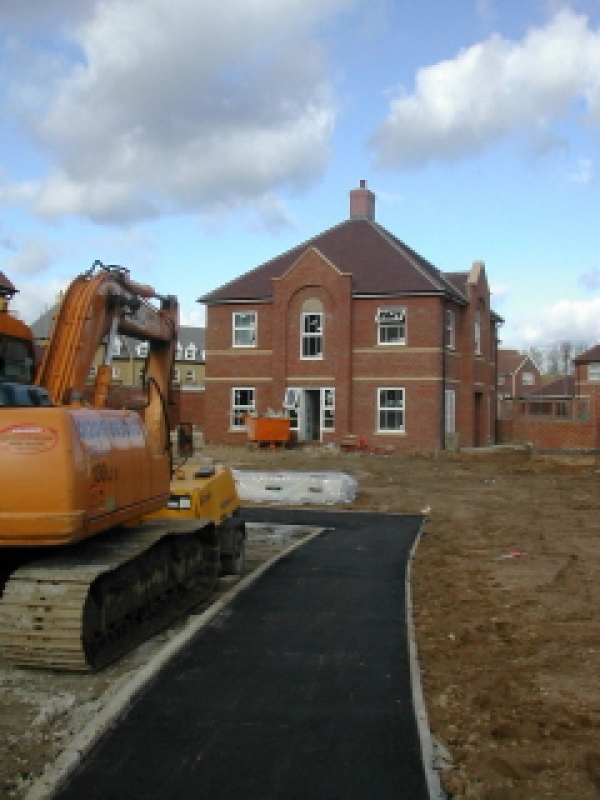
left=349, top=179, right=375, bottom=221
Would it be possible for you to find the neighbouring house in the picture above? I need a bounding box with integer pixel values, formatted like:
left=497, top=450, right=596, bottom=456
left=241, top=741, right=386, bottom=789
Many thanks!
left=0, top=271, right=17, bottom=308
left=497, top=344, right=600, bottom=453
left=497, top=349, right=542, bottom=399
left=198, top=180, right=502, bottom=453
left=30, top=304, right=206, bottom=428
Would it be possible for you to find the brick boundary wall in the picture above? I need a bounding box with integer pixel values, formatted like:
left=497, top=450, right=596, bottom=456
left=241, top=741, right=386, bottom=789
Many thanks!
left=498, top=415, right=599, bottom=453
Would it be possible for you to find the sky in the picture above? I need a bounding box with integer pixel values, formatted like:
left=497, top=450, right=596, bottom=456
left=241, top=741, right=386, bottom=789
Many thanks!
left=1, top=0, right=599, bottom=352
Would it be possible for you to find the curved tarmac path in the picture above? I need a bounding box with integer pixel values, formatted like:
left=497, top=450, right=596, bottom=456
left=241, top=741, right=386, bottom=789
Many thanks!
left=48, top=509, right=436, bottom=800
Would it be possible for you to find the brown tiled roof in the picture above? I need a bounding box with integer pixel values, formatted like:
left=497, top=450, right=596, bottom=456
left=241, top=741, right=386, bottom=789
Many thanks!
left=526, top=376, right=575, bottom=397
left=0, top=270, right=17, bottom=295
left=574, top=344, right=600, bottom=363
left=498, top=349, right=528, bottom=375
left=199, top=219, right=468, bottom=305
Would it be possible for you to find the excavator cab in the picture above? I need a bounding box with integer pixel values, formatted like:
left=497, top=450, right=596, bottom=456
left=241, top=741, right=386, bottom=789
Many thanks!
left=0, top=330, right=36, bottom=385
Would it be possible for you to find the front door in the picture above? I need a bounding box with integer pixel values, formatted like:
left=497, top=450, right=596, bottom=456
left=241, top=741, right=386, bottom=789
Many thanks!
left=302, top=389, right=321, bottom=442
left=285, top=387, right=325, bottom=443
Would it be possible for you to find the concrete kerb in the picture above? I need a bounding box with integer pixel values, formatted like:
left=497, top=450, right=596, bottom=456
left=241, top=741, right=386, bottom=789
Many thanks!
left=406, top=520, right=449, bottom=800
left=24, top=527, right=326, bottom=800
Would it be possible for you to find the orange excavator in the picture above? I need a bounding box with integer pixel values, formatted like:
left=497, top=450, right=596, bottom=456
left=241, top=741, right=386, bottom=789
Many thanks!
left=0, top=262, right=245, bottom=671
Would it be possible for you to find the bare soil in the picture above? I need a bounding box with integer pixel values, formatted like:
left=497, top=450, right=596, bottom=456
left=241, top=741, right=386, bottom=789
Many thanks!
left=1, top=444, right=599, bottom=799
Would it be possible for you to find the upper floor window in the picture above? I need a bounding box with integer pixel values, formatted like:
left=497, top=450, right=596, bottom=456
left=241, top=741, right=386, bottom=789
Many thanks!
left=589, top=363, right=600, bottom=381
left=111, top=336, right=122, bottom=357
left=136, top=341, right=149, bottom=358
left=377, top=307, right=406, bottom=345
left=233, top=311, right=257, bottom=347
left=172, top=367, right=181, bottom=384
left=445, top=309, right=455, bottom=349
left=474, top=311, right=482, bottom=356
left=185, top=369, right=196, bottom=384
left=184, top=343, right=197, bottom=360
left=498, top=375, right=505, bottom=386
left=301, top=312, right=323, bottom=359
left=175, top=342, right=183, bottom=360
left=521, top=372, right=535, bottom=386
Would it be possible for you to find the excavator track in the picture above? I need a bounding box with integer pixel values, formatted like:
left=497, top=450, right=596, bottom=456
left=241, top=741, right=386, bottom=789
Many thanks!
left=0, top=519, right=219, bottom=671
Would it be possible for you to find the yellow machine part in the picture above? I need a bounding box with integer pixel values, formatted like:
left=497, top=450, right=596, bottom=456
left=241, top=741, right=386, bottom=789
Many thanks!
left=146, top=463, right=240, bottom=526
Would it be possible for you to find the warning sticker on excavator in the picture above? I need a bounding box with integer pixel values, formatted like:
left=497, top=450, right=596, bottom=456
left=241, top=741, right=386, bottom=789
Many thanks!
left=0, top=424, right=58, bottom=454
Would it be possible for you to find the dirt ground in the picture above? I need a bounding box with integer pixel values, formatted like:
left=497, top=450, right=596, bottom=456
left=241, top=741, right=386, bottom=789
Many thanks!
left=1, top=444, right=599, bottom=799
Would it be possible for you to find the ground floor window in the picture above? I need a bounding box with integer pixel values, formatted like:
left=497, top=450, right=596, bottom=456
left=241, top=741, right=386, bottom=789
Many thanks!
left=445, top=389, right=456, bottom=434
left=322, top=388, right=335, bottom=430
left=231, top=387, right=255, bottom=429
left=377, top=387, right=404, bottom=432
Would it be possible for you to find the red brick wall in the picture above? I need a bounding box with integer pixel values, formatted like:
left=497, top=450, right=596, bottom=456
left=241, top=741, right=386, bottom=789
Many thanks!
left=508, top=416, right=598, bottom=451
left=497, top=378, right=600, bottom=452
left=173, top=388, right=205, bottom=429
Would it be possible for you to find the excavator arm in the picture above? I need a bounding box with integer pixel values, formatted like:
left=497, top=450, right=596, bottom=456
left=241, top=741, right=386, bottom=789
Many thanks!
left=35, top=260, right=179, bottom=457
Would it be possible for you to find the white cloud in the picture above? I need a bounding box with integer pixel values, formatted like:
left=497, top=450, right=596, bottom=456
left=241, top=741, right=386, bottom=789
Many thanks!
left=502, top=296, right=600, bottom=348
left=489, top=281, right=512, bottom=304
left=3, top=237, right=65, bottom=276
left=370, top=9, right=600, bottom=166
left=0, top=0, right=353, bottom=224
left=10, top=276, right=68, bottom=325
left=180, top=306, right=206, bottom=329
left=579, top=266, right=600, bottom=289
left=568, top=157, right=596, bottom=183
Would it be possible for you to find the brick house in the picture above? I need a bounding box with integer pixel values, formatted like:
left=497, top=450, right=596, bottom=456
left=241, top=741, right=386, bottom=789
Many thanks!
left=497, top=344, right=600, bottom=453
left=497, top=349, right=542, bottom=399
left=199, top=181, right=502, bottom=453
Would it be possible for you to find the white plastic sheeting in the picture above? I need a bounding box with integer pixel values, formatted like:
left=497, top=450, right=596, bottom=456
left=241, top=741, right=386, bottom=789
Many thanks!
left=232, top=470, right=358, bottom=505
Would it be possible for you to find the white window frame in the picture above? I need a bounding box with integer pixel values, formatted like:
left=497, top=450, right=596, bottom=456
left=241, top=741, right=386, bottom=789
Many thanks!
left=111, top=337, right=122, bottom=357
left=233, top=311, right=257, bottom=348
left=284, top=387, right=301, bottom=431
left=521, top=371, right=535, bottom=386
left=322, top=388, right=335, bottom=430
left=172, top=367, right=181, bottom=384
left=377, top=306, right=406, bottom=345
left=175, top=342, right=183, bottom=360
left=111, top=366, right=120, bottom=379
left=589, top=363, right=600, bottom=381
left=445, top=389, right=456, bottom=435
left=231, top=387, right=255, bottom=429
left=184, top=343, right=197, bottom=360
left=301, top=312, right=323, bottom=359
left=136, top=341, right=149, bottom=358
left=377, top=387, right=405, bottom=432
left=445, top=309, right=455, bottom=350
left=474, top=311, right=482, bottom=356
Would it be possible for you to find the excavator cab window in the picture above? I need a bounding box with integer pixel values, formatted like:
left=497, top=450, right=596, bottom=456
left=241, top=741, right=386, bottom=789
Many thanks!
left=0, top=335, right=35, bottom=385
